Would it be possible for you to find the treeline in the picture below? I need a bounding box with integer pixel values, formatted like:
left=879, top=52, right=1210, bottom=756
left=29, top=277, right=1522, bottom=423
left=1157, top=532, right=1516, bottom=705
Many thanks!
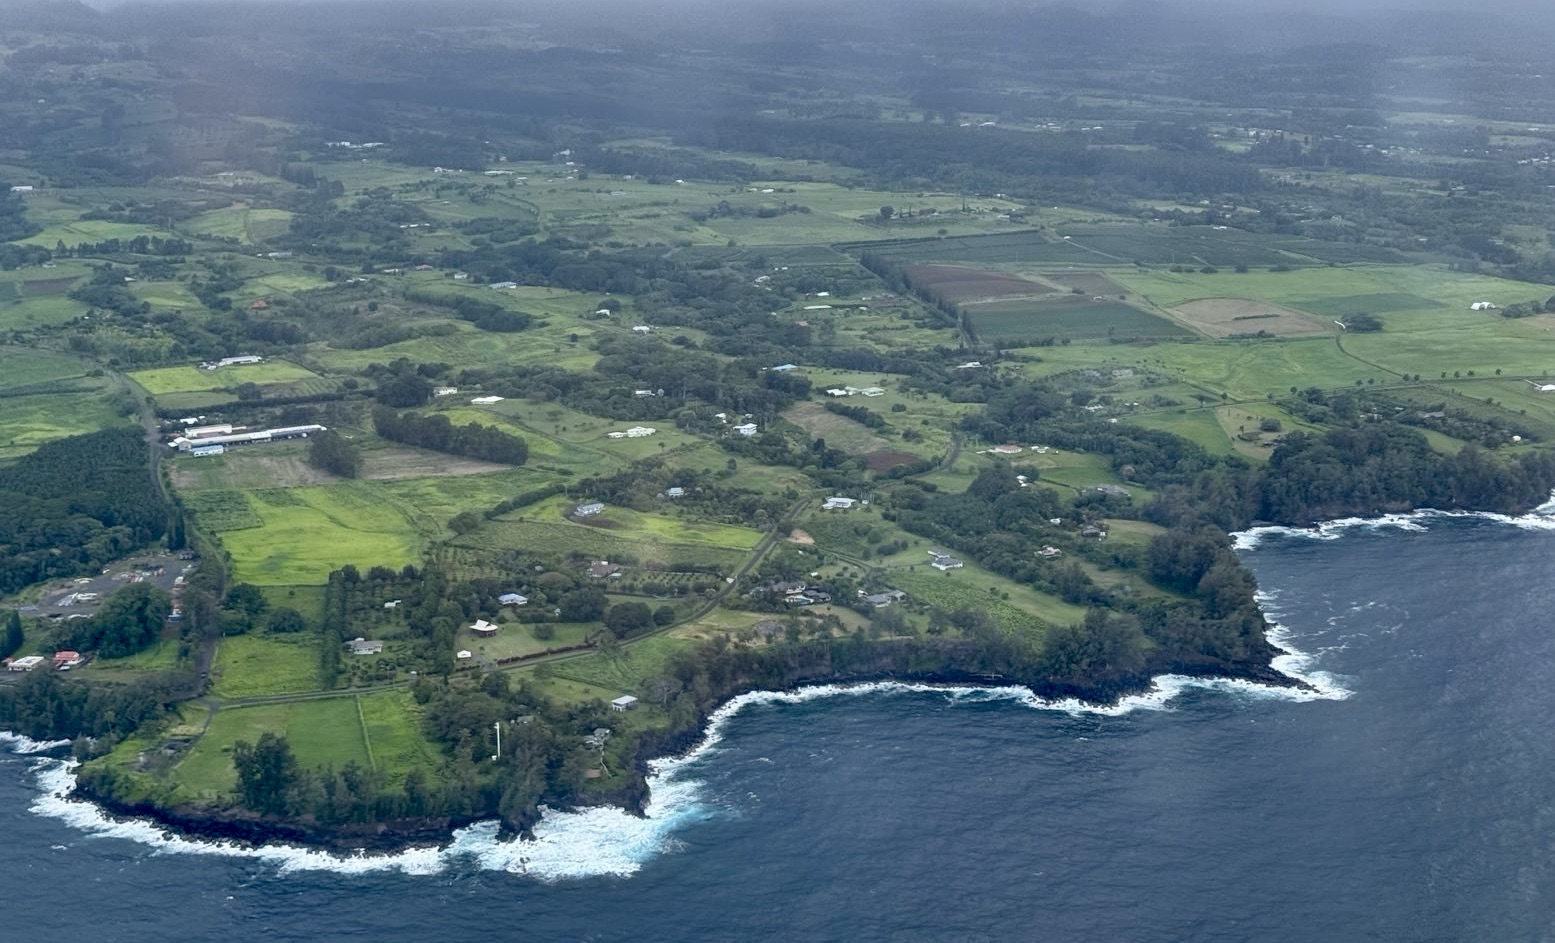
left=401, top=289, right=533, bottom=333
left=372, top=407, right=528, bottom=465
left=0, top=182, right=39, bottom=242
left=307, top=429, right=361, bottom=478
left=0, top=668, right=178, bottom=742
left=0, top=428, right=167, bottom=595
left=823, top=400, right=888, bottom=429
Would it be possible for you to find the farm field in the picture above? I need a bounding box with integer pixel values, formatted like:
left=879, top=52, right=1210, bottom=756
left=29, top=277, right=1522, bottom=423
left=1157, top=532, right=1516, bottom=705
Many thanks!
left=902, top=264, right=1057, bottom=301
left=1169, top=298, right=1329, bottom=337
left=967, top=295, right=1190, bottom=341
left=183, top=204, right=294, bottom=243
left=0, top=348, right=93, bottom=389
left=887, top=565, right=1082, bottom=639
left=129, top=360, right=320, bottom=394
left=782, top=401, right=892, bottom=455
left=210, top=633, right=322, bottom=698
left=206, top=484, right=425, bottom=584
left=459, top=621, right=594, bottom=661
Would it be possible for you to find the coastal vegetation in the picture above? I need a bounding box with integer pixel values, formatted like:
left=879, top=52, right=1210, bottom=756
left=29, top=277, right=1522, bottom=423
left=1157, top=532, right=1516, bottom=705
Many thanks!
left=2, top=0, right=1555, bottom=848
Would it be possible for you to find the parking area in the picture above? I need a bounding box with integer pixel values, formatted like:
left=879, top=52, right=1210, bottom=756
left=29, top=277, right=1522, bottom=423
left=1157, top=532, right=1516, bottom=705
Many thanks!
left=22, top=551, right=197, bottom=624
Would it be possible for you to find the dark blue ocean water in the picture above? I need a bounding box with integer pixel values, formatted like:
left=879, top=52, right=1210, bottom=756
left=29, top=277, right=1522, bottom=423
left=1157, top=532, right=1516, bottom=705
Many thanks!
left=5, top=515, right=1555, bottom=943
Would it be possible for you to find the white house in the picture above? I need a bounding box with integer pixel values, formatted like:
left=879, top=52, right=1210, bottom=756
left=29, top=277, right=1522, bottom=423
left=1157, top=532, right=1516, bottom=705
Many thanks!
left=930, top=556, right=964, bottom=571
left=433, top=387, right=458, bottom=397
left=611, top=695, right=639, bottom=711
left=733, top=423, right=758, bottom=437
left=471, top=619, right=499, bottom=636
left=607, top=431, right=627, bottom=439
left=6, top=655, right=44, bottom=671
left=9, top=185, right=33, bottom=193
left=633, top=389, right=656, bottom=397
left=347, top=638, right=384, bottom=655
left=632, top=325, right=653, bottom=334
left=826, top=388, right=851, bottom=397
left=574, top=502, right=606, bottom=517
left=625, top=426, right=656, bottom=438
left=770, top=363, right=798, bottom=372
left=664, top=487, right=686, bottom=498
left=822, top=497, right=857, bottom=510
left=470, top=395, right=505, bottom=405
left=498, top=593, right=528, bottom=606
left=955, top=361, right=984, bottom=369
left=858, top=387, right=885, bottom=397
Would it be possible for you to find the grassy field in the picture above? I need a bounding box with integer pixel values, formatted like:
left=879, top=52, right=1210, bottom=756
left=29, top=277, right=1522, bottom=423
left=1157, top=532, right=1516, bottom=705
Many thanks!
left=888, top=565, right=1081, bottom=638
left=183, top=204, right=294, bottom=243
left=548, top=635, right=692, bottom=693
left=212, top=485, right=424, bottom=585
left=129, top=360, right=319, bottom=394
left=0, top=387, right=130, bottom=461
left=0, top=348, right=93, bottom=389
left=169, top=699, right=370, bottom=800
left=210, top=633, right=323, bottom=698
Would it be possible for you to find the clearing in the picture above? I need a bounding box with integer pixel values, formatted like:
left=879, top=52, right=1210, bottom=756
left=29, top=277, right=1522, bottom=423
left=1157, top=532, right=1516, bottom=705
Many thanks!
left=1170, top=298, right=1330, bottom=337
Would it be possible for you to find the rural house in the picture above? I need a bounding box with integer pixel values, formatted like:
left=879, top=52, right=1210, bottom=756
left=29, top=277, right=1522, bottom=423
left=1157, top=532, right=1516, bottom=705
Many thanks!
left=574, top=502, right=606, bottom=517
left=589, top=561, right=622, bottom=579
left=470, top=619, right=499, bottom=636
left=822, top=497, right=857, bottom=510
left=611, top=695, right=639, bottom=711
left=498, top=593, right=528, bottom=606
left=347, top=638, right=384, bottom=655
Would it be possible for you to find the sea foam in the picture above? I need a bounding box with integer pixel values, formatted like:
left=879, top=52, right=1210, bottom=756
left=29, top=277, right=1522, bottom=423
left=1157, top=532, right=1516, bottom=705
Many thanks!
left=1231, top=493, right=1555, bottom=551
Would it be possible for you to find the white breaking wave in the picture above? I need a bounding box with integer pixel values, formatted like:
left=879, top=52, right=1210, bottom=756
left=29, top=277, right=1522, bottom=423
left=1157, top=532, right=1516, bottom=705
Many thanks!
left=1231, top=492, right=1555, bottom=551
left=0, top=732, right=71, bottom=754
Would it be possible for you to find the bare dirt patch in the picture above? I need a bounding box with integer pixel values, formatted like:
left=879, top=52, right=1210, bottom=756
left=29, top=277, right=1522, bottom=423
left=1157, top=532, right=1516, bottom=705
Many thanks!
left=866, top=450, right=920, bottom=472
left=170, top=453, right=333, bottom=491
left=904, top=264, right=1056, bottom=303
left=788, top=529, right=815, bottom=545
left=359, top=446, right=513, bottom=480
left=1170, top=298, right=1329, bottom=337
left=21, top=277, right=81, bottom=296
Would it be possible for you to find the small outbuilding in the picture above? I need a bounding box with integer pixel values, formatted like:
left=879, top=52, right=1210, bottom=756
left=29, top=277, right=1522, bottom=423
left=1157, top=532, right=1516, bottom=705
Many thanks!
left=611, top=695, right=639, bottom=711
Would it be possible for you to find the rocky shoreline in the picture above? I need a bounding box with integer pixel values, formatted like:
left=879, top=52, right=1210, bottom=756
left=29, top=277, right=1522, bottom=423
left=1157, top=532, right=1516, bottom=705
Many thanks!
left=64, top=646, right=1296, bottom=856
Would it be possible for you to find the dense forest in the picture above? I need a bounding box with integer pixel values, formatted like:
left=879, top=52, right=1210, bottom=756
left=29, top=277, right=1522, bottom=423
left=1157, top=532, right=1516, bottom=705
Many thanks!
left=0, top=427, right=167, bottom=595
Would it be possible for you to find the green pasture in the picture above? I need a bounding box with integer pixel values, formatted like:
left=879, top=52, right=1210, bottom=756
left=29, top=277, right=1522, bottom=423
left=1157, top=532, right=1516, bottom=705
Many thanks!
left=128, top=279, right=204, bottom=309
left=168, top=698, right=371, bottom=800
left=548, top=635, right=691, bottom=693
left=0, top=388, right=129, bottom=460
left=472, top=517, right=749, bottom=572
left=515, top=495, right=763, bottom=551
left=460, top=621, right=593, bottom=661
left=887, top=564, right=1081, bottom=638
left=183, top=205, right=294, bottom=243
left=213, top=484, right=423, bottom=585
left=1019, top=338, right=1382, bottom=399
left=0, top=348, right=91, bottom=389
left=129, top=360, right=319, bottom=394
left=211, top=633, right=323, bottom=698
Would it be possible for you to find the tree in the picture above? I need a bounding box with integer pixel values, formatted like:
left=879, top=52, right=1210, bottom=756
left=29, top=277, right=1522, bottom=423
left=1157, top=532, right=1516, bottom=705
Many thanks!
left=266, top=607, right=307, bottom=634
left=604, top=602, right=653, bottom=636
left=878, top=205, right=895, bottom=220
left=1, top=609, right=22, bottom=660
left=307, top=429, right=361, bottom=478
left=232, top=732, right=301, bottom=815
left=225, top=583, right=269, bottom=618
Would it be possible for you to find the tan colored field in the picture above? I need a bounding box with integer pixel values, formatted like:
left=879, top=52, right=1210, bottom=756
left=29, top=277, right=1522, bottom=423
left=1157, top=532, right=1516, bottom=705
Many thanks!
left=1170, top=298, right=1329, bottom=337
left=783, top=401, right=891, bottom=454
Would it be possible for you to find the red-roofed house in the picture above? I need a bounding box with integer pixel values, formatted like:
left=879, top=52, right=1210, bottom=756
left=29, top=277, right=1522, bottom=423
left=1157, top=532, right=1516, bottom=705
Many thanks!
left=53, top=650, right=83, bottom=669
left=249, top=300, right=269, bottom=310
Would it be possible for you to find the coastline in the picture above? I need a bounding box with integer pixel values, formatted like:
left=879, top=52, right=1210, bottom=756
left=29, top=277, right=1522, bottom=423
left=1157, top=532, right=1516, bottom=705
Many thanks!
left=16, top=498, right=1552, bottom=869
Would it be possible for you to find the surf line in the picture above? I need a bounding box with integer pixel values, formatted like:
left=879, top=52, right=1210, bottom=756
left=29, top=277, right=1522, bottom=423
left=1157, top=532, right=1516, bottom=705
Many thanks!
left=1231, top=493, right=1555, bottom=552
left=3, top=546, right=1357, bottom=877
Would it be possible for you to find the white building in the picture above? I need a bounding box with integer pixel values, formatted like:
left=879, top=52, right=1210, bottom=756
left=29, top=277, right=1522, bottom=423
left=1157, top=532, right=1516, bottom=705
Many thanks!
left=6, top=655, right=44, bottom=671
left=822, top=497, right=857, bottom=510
left=625, top=426, right=656, bottom=438
left=632, top=325, right=653, bottom=334
left=10, top=185, right=34, bottom=193
left=611, top=695, right=639, bottom=711
left=733, top=423, right=758, bottom=437
left=471, top=619, right=499, bottom=636
left=433, top=387, right=458, bottom=397
left=470, top=395, right=505, bottom=405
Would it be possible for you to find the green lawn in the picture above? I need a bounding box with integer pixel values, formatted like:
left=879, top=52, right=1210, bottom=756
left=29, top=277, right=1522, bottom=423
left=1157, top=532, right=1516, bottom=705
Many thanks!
left=211, top=633, right=324, bottom=698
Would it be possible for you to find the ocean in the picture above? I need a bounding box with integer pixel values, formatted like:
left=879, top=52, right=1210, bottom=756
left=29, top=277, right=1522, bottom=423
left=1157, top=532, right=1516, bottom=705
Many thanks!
left=5, top=509, right=1555, bottom=943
